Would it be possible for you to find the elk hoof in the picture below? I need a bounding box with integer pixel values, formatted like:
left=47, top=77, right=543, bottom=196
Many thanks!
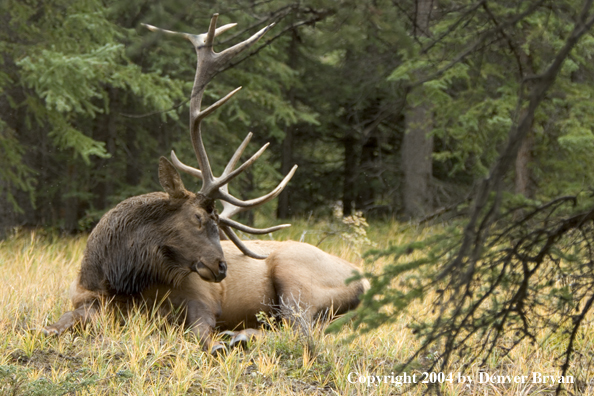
left=41, top=327, right=59, bottom=336
left=229, top=333, right=249, bottom=349
left=210, top=342, right=227, bottom=356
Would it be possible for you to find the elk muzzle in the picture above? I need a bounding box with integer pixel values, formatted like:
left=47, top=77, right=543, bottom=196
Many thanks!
left=191, top=260, right=227, bottom=282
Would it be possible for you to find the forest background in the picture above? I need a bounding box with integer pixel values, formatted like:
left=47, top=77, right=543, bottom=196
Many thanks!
left=4, top=0, right=594, bottom=234
left=4, top=1, right=594, bottom=393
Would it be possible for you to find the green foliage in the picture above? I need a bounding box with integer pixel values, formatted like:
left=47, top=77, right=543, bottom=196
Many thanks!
left=0, top=123, right=35, bottom=212
left=0, top=0, right=191, bottom=226
left=3, top=0, right=594, bottom=232
left=46, top=115, right=110, bottom=165
left=386, top=0, right=594, bottom=198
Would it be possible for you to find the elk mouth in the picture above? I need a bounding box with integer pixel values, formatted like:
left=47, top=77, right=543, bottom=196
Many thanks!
left=191, top=261, right=226, bottom=283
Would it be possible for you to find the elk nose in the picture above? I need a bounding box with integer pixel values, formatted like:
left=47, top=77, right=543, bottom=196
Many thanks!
left=219, top=261, right=227, bottom=274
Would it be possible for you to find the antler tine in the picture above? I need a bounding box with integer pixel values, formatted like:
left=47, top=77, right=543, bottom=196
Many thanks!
left=141, top=21, right=237, bottom=42
left=223, top=132, right=253, bottom=174
left=214, top=142, right=269, bottom=189
left=170, top=150, right=202, bottom=179
left=170, top=128, right=251, bottom=182
left=216, top=165, right=298, bottom=208
left=220, top=225, right=268, bottom=259
left=141, top=23, right=192, bottom=40
left=220, top=217, right=290, bottom=234
left=208, top=131, right=268, bottom=190
left=189, top=86, right=242, bottom=193
left=218, top=182, right=291, bottom=233
left=216, top=23, right=275, bottom=67
left=204, top=14, right=219, bottom=48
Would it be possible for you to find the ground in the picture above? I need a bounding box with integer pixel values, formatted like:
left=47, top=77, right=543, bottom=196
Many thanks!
left=0, top=220, right=590, bottom=395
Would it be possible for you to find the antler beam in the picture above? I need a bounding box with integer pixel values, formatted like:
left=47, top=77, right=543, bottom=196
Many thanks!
left=144, top=14, right=296, bottom=259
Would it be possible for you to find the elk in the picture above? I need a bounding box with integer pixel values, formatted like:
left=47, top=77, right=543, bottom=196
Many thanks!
left=43, top=14, right=369, bottom=353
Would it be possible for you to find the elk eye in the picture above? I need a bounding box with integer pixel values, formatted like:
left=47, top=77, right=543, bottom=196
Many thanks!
left=195, top=214, right=202, bottom=227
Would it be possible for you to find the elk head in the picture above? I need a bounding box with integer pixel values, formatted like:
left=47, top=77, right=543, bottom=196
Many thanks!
left=144, top=14, right=297, bottom=263
left=156, top=157, right=226, bottom=283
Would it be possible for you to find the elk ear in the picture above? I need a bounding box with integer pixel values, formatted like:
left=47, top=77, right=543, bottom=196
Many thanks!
left=159, top=157, right=188, bottom=199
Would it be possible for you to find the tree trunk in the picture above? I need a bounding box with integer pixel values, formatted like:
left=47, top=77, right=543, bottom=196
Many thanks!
left=514, top=130, right=533, bottom=197
left=0, top=182, right=17, bottom=238
left=277, top=29, right=299, bottom=219
left=93, top=87, right=118, bottom=210
left=126, top=125, right=141, bottom=187
left=63, top=163, right=79, bottom=233
left=343, top=133, right=358, bottom=216
left=355, top=132, right=379, bottom=211
left=515, top=37, right=535, bottom=199
left=402, top=100, right=434, bottom=218
left=277, top=124, right=294, bottom=219
left=402, top=0, right=434, bottom=218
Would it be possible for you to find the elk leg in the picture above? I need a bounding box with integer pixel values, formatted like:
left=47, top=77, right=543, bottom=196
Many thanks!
left=185, top=299, right=225, bottom=355
left=42, top=303, right=98, bottom=336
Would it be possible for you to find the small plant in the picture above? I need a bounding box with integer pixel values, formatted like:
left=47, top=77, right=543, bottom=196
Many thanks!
left=308, top=202, right=376, bottom=256
left=339, top=211, right=376, bottom=253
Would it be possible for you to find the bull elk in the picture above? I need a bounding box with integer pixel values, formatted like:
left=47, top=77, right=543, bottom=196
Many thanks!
left=43, top=14, right=369, bottom=353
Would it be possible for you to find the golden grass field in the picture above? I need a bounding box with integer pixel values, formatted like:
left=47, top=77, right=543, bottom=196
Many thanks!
left=0, top=219, right=592, bottom=395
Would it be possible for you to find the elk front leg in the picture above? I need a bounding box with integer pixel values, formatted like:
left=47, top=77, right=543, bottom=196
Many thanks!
left=185, top=299, right=225, bottom=354
left=42, top=303, right=98, bottom=336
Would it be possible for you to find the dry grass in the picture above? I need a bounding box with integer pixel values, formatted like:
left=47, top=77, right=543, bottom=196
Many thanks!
left=0, top=222, right=591, bottom=395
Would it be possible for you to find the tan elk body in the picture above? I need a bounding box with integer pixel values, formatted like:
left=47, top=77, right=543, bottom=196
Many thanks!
left=44, top=14, right=369, bottom=352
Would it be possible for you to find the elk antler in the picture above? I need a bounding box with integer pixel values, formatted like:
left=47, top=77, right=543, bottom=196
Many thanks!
left=143, top=14, right=297, bottom=259
left=172, top=132, right=297, bottom=259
